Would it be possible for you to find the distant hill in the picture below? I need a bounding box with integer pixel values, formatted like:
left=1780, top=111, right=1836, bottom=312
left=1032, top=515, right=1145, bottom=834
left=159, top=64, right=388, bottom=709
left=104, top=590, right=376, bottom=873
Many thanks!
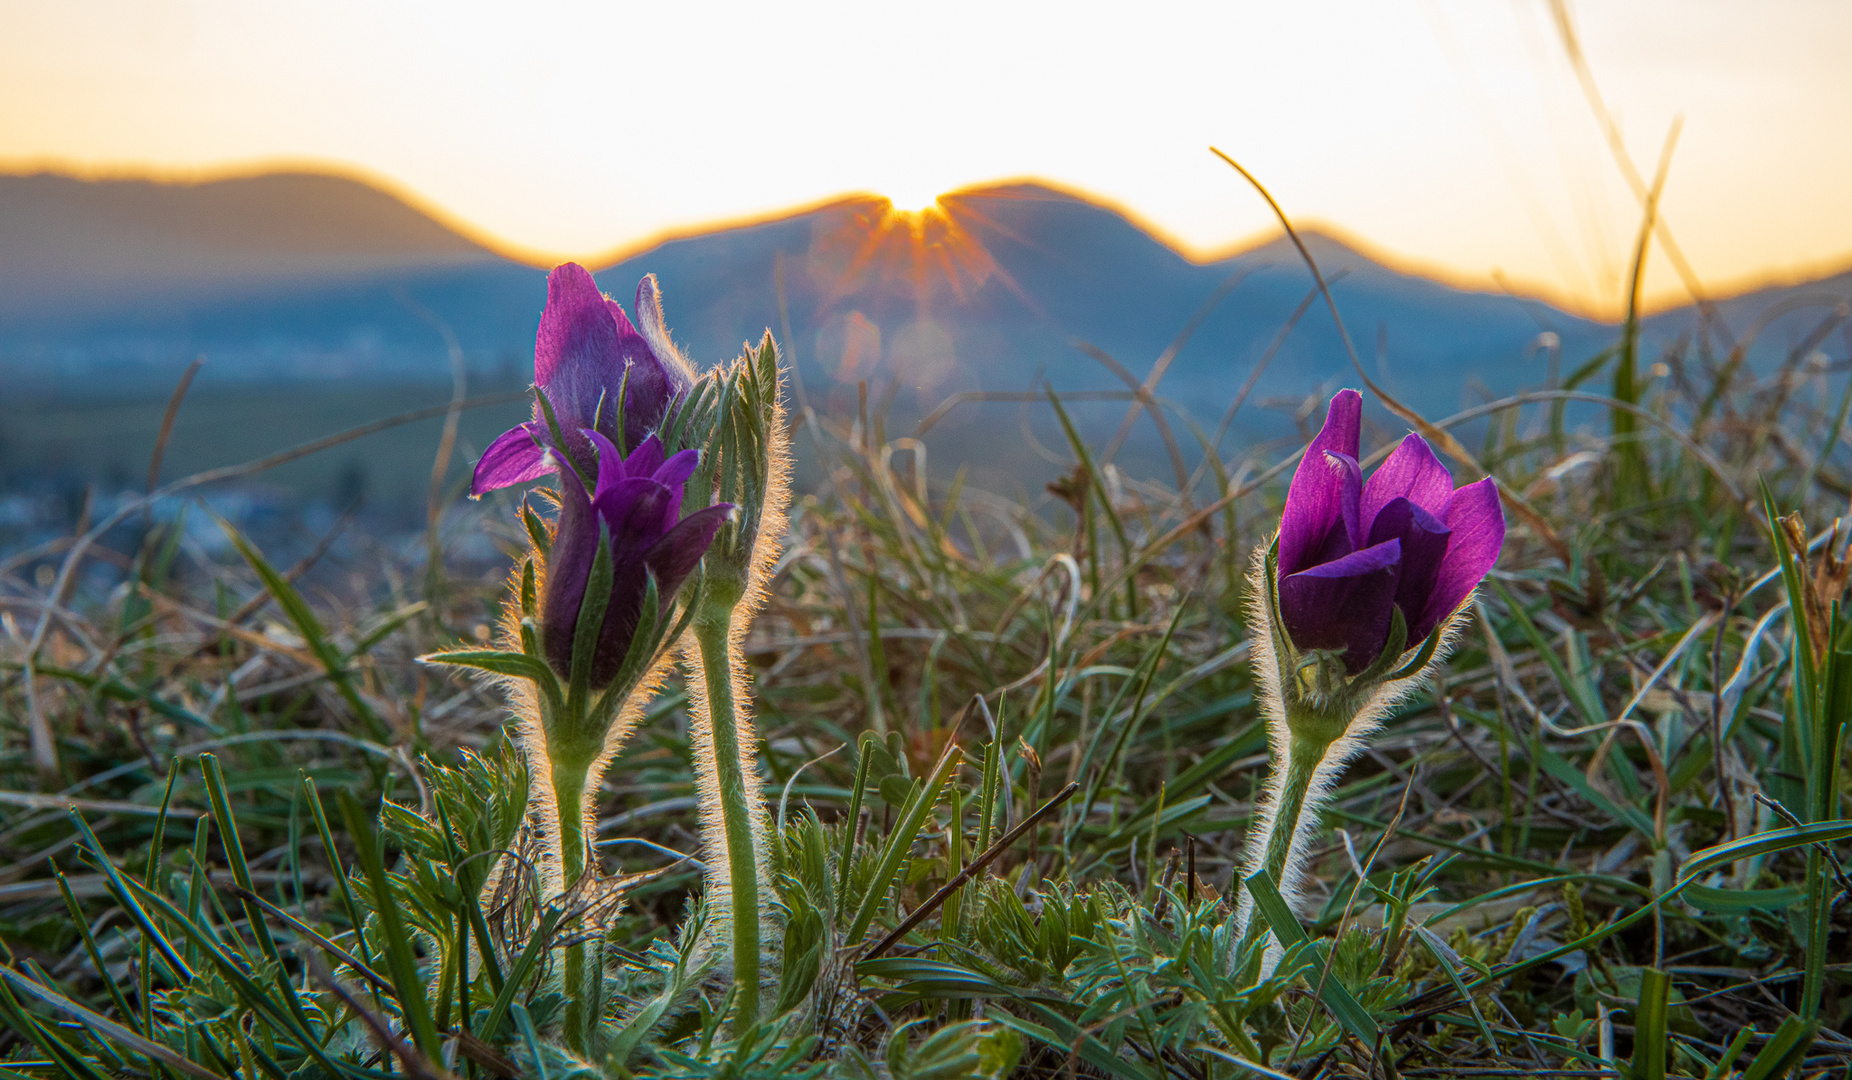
left=3, top=169, right=1848, bottom=502
left=0, top=171, right=501, bottom=321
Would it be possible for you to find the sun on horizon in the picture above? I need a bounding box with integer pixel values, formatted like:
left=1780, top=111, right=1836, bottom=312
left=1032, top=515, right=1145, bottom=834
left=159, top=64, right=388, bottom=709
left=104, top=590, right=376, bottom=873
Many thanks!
left=884, top=187, right=944, bottom=215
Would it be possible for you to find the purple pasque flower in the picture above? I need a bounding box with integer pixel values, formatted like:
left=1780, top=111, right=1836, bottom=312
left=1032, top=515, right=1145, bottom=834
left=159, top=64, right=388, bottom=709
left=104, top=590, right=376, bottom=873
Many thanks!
left=472, top=264, right=696, bottom=496
left=542, top=430, right=733, bottom=687
left=1276, top=389, right=1505, bottom=674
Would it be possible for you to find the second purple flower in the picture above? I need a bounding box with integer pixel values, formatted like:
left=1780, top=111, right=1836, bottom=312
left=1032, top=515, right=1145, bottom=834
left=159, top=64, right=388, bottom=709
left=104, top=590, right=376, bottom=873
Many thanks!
left=542, top=431, right=733, bottom=688
left=1275, top=389, right=1505, bottom=673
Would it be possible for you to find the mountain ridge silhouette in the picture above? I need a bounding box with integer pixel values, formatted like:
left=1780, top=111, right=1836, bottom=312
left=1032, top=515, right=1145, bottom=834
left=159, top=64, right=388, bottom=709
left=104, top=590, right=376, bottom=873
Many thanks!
left=3, top=168, right=1847, bottom=492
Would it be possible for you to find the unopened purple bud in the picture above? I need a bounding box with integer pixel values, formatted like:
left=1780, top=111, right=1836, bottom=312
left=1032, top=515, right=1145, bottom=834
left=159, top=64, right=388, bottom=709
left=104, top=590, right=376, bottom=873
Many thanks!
left=541, top=432, right=732, bottom=687
left=1275, top=390, right=1505, bottom=673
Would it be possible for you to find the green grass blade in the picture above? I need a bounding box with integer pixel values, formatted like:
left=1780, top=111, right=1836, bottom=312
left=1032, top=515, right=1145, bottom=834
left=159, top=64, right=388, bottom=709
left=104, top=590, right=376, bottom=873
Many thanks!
left=1489, top=579, right=1607, bottom=729
left=0, top=966, right=228, bottom=1080
left=1534, top=745, right=1656, bottom=838
left=838, top=732, right=876, bottom=898
left=116, top=879, right=358, bottom=1079
left=1412, top=926, right=1503, bottom=1057
left=1680, top=883, right=1803, bottom=913
left=0, top=974, right=118, bottom=1080
left=479, top=904, right=565, bottom=1044
left=987, top=1010, right=1153, bottom=1080
left=1741, top=1015, right=1816, bottom=1080
left=336, top=790, right=441, bottom=1063
left=5, top=661, right=213, bottom=730
left=67, top=813, right=193, bottom=982
left=302, top=775, right=378, bottom=975
left=1464, top=820, right=1852, bottom=991
left=52, top=870, right=138, bottom=1033
left=1245, top=870, right=1381, bottom=1045
left=845, top=743, right=960, bottom=948
left=1631, top=967, right=1669, bottom=1080
left=215, top=513, right=385, bottom=739
left=198, top=753, right=283, bottom=965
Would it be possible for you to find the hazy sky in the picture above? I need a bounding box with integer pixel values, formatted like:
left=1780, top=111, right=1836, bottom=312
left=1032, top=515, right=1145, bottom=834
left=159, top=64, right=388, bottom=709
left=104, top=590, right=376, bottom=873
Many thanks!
left=3, top=1, right=1849, bottom=316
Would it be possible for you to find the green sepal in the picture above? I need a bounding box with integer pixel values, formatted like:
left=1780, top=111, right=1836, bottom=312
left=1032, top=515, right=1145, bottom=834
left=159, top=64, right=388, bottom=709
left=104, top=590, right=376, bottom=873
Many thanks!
left=1267, top=531, right=1446, bottom=693
left=661, top=374, right=715, bottom=457
left=535, top=386, right=593, bottom=491
left=1262, top=537, right=1302, bottom=675
left=420, top=648, right=563, bottom=717
left=694, top=343, right=782, bottom=595
left=564, top=527, right=616, bottom=725
left=1349, top=605, right=1410, bottom=686
left=522, top=501, right=551, bottom=558
left=610, top=364, right=632, bottom=456
left=1385, top=622, right=1445, bottom=682
left=423, top=647, right=550, bottom=682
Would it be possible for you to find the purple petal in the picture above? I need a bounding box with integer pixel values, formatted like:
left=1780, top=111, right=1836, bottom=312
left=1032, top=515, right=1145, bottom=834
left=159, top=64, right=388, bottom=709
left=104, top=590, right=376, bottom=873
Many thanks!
left=651, top=448, right=701, bottom=491
left=649, top=448, right=702, bottom=533
left=605, top=297, right=642, bottom=343
left=592, top=477, right=674, bottom=561
left=568, top=276, right=693, bottom=452
left=1299, top=451, right=1366, bottom=568
left=1361, top=433, right=1454, bottom=530
left=534, top=264, right=619, bottom=399
left=1329, top=451, right=1365, bottom=551
left=1278, top=389, right=1363, bottom=577
left=634, top=274, right=698, bottom=391
left=1367, top=497, right=1452, bottom=639
left=625, top=276, right=703, bottom=446
left=624, top=434, right=667, bottom=480
left=584, top=429, right=629, bottom=493
left=589, top=498, right=730, bottom=688
left=644, top=502, right=735, bottom=594
left=1279, top=537, right=1402, bottom=672
left=1416, top=477, right=1506, bottom=638
left=539, top=464, right=599, bottom=679
left=600, top=296, right=667, bottom=441
left=470, top=423, right=553, bottom=496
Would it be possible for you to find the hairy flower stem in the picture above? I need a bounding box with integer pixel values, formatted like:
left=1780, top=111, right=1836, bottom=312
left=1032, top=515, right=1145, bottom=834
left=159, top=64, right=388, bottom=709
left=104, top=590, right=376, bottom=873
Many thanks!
left=692, top=590, right=763, bottom=1030
left=1258, top=734, right=1332, bottom=888
left=548, top=747, right=597, bottom=1054
left=1237, top=731, right=1335, bottom=960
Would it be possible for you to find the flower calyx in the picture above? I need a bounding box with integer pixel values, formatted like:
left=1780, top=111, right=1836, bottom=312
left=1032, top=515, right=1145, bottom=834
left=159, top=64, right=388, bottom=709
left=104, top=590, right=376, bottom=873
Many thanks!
left=1263, top=538, right=1443, bottom=746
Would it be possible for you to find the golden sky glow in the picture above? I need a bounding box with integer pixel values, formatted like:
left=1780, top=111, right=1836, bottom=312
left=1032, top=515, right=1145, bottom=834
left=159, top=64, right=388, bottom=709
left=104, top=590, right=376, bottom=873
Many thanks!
left=3, top=1, right=1850, bottom=317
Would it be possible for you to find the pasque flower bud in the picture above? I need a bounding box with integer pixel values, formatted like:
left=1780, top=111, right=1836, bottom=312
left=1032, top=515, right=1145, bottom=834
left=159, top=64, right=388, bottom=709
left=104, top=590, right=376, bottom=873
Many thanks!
left=1275, top=389, right=1505, bottom=675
